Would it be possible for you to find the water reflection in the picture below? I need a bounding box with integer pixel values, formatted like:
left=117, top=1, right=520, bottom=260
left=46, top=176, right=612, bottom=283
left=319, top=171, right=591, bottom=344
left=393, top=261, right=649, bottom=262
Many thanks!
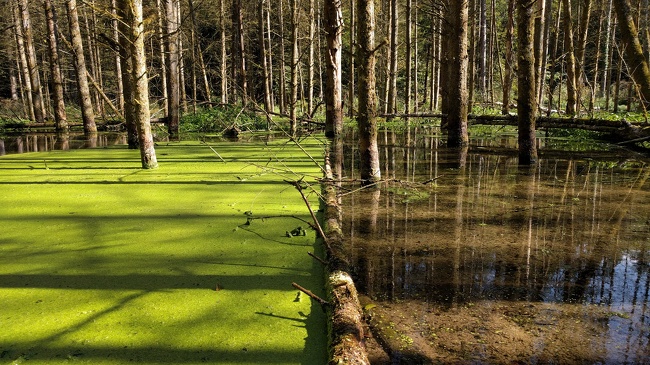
left=0, top=133, right=128, bottom=156
left=340, top=127, right=650, bottom=363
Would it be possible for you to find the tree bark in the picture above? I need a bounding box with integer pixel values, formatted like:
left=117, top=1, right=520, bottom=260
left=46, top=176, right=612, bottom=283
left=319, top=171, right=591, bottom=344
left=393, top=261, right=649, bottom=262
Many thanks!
left=66, top=0, right=97, bottom=135
left=219, top=0, right=228, bottom=104
left=502, top=0, right=515, bottom=114
left=517, top=0, right=538, bottom=165
left=613, top=0, right=650, bottom=109
left=111, top=0, right=124, bottom=113
left=259, top=0, right=272, bottom=128
left=289, top=0, right=299, bottom=135
left=118, top=0, right=158, bottom=169
left=165, top=0, right=180, bottom=137
left=12, top=1, right=34, bottom=120
left=324, top=0, right=343, bottom=137
left=561, top=0, right=578, bottom=115
left=43, top=0, right=67, bottom=132
left=19, top=0, right=45, bottom=123
left=357, top=0, right=381, bottom=184
left=441, top=0, right=469, bottom=147
left=231, top=0, right=248, bottom=105
left=348, top=0, right=356, bottom=117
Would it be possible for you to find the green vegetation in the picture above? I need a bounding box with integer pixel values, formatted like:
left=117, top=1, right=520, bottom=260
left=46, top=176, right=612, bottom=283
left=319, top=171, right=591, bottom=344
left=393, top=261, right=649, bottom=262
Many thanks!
left=0, top=138, right=328, bottom=364
left=180, top=106, right=268, bottom=133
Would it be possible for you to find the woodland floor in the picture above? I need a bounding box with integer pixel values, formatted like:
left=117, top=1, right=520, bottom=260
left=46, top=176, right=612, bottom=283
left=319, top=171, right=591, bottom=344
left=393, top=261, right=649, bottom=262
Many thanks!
left=0, top=137, right=328, bottom=364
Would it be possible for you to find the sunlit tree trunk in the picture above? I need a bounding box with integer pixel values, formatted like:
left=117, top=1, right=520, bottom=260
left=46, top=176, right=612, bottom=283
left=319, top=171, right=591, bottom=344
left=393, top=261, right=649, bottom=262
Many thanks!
left=278, top=0, right=287, bottom=114
left=231, top=0, right=248, bottom=105
left=517, top=0, right=538, bottom=165
left=12, top=2, right=34, bottom=120
left=357, top=0, right=381, bottom=184
left=613, top=0, right=650, bottom=109
left=118, top=0, right=158, bottom=169
left=18, top=0, right=45, bottom=123
left=324, top=0, right=343, bottom=137
left=44, top=0, right=67, bottom=131
left=259, top=0, right=272, bottom=127
left=111, top=0, right=124, bottom=113
left=308, top=0, right=316, bottom=114
left=66, top=0, right=97, bottom=135
left=405, top=0, right=412, bottom=120
left=575, top=0, right=592, bottom=110
left=387, top=0, right=398, bottom=116
left=348, top=0, right=356, bottom=117
left=154, top=0, right=168, bottom=112
left=478, top=0, right=487, bottom=98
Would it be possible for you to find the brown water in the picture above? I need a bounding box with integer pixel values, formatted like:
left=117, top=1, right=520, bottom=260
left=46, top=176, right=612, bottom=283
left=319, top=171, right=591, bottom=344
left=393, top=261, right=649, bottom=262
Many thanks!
left=0, top=133, right=128, bottom=155
left=339, top=127, right=650, bottom=364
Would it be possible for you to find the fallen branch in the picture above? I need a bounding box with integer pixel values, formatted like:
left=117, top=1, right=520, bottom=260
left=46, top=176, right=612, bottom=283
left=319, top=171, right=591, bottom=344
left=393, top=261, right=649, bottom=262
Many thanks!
left=292, top=282, right=329, bottom=309
left=285, top=179, right=332, bottom=252
left=308, top=251, right=328, bottom=266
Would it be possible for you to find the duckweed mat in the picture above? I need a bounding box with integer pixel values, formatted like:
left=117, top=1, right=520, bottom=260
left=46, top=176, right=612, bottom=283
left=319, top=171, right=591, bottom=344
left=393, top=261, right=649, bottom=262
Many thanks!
left=0, top=138, right=328, bottom=364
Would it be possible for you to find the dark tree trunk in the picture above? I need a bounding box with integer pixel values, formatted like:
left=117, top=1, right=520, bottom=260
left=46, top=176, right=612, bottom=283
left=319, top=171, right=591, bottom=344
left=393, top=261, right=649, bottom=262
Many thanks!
left=517, top=0, right=538, bottom=165
left=324, top=0, right=343, bottom=137
left=43, top=0, right=68, bottom=132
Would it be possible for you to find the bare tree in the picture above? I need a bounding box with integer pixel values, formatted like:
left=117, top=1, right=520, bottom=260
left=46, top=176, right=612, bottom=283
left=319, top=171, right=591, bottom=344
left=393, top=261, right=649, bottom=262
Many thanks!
left=117, top=0, right=158, bottom=169
left=43, top=0, right=67, bottom=131
left=164, top=0, right=180, bottom=137
left=357, top=0, right=381, bottom=184
left=18, top=0, right=45, bottom=123
left=324, top=0, right=343, bottom=137
left=517, top=0, right=538, bottom=165
left=66, top=0, right=97, bottom=135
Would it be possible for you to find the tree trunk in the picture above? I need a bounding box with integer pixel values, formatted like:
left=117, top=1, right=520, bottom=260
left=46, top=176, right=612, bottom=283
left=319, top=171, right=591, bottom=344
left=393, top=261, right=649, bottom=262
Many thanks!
left=231, top=0, right=248, bottom=105
left=324, top=0, right=343, bottom=137
left=278, top=0, right=287, bottom=114
left=357, top=0, right=381, bottom=184
left=117, top=0, right=138, bottom=148
left=12, top=1, right=34, bottom=121
left=43, top=0, right=68, bottom=132
left=19, top=0, right=45, bottom=123
left=405, top=0, right=413, bottom=120
left=66, top=0, right=97, bottom=135
left=219, top=0, right=228, bottom=104
left=348, top=0, right=355, bottom=117
left=575, top=0, right=592, bottom=110
left=562, top=0, right=578, bottom=115
left=502, top=0, right=515, bottom=114
left=259, top=0, right=272, bottom=128
left=387, top=0, right=398, bottom=116
left=289, top=0, right=299, bottom=135
left=165, top=0, right=180, bottom=136
left=613, top=0, right=650, bottom=109
left=308, top=0, right=315, bottom=114
left=478, top=0, right=487, bottom=98
left=441, top=0, right=469, bottom=147
left=123, top=0, right=158, bottom=169
left=517, top=0, right=538, bottom=165
left=111, top=0, right=124, bottom=113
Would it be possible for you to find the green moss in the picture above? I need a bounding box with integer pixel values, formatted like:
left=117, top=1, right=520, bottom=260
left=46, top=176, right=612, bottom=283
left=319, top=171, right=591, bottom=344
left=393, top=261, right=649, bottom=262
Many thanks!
left=0, top=138, right=328, bottom=364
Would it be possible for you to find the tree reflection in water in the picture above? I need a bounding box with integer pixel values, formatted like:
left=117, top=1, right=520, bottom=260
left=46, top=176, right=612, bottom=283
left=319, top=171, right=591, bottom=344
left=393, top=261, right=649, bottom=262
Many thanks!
left=341, top=127, right=650, bottom=363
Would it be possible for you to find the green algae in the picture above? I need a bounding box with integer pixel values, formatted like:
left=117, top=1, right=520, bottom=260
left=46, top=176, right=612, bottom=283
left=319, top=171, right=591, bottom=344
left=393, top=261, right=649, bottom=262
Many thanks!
left=0, top=138, right=328, bottom=364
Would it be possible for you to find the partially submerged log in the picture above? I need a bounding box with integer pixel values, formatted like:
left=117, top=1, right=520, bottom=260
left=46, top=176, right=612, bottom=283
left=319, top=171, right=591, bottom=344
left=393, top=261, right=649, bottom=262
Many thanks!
left=321, top=145, right=370, bottom=365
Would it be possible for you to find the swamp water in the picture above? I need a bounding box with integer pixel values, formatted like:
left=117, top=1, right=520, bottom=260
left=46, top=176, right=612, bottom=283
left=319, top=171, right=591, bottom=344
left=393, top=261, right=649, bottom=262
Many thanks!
left=338, top=127, right=650, bottom=364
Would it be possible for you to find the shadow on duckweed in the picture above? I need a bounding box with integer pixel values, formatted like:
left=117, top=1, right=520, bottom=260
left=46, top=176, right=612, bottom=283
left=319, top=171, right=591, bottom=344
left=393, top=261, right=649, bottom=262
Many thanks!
left=338, top=126, right=650, bottom=364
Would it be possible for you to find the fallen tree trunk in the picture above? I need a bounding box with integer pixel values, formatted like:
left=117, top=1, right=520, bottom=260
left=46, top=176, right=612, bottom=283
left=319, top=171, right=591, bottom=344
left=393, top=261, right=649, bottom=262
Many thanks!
left=321, top=143, right=370, bottom=365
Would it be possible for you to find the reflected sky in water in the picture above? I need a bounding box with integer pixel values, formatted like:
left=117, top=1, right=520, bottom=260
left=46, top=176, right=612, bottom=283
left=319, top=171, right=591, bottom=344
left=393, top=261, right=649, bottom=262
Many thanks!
left=339, top=126, right=650, bottom=363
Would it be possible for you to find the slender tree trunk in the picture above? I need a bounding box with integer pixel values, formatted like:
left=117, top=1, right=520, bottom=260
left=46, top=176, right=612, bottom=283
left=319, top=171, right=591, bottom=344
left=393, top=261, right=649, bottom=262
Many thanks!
left=111, top=0, right=124, bottom=113
left=259, top=0, right=272, bottom=128
left=518, top=0, right=538, bottom=165
left=502, top=0, right=515, bottom=114
left=613, top=0, right=650, bottom=109
left=66, top=0, right=97, bottom=135
left=478, top=0, right=487, bottom=98
left=219, top=0, right=227, bottom=104
left=12, top=2, right=34, bottom=121
left=117, top=0, right=138, bottom=147
left=602, top=0, right=614, bottom=99
left=165, top=0, right=180, bottom=136
left=405, top=0, right=413, bottom=120
left=289, top=0, right=299, bottom=135
left=19, top=0, right=45, bottom=123
left=348, top=0, right=356, bottom=117
left=387, top=0, right=398, bottom=116
left=308, top=0, right=315, bottom=114
left=533, top=0, right=546, bottom=112
left=189, top=0, right=198, bottom=112
left=266, top=1, right=275, bottom=111
left=562, top=0, right=578, bottom=115
left=278, top=0, right=287, bottom=114
left=119, top=0, right=158, bottom=169
left=155, top=0, right=168, bottom=112
left=324, top=0, right=343, bottom=137
left=357, top=0, right=381, bottom=184
left=442, top=0, right=469, bottom=147
left=575, top=0, right=592, bottom=110
left=232, top=0, right=248, bottom=104
left=44, top=0, right=67, bottom=131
